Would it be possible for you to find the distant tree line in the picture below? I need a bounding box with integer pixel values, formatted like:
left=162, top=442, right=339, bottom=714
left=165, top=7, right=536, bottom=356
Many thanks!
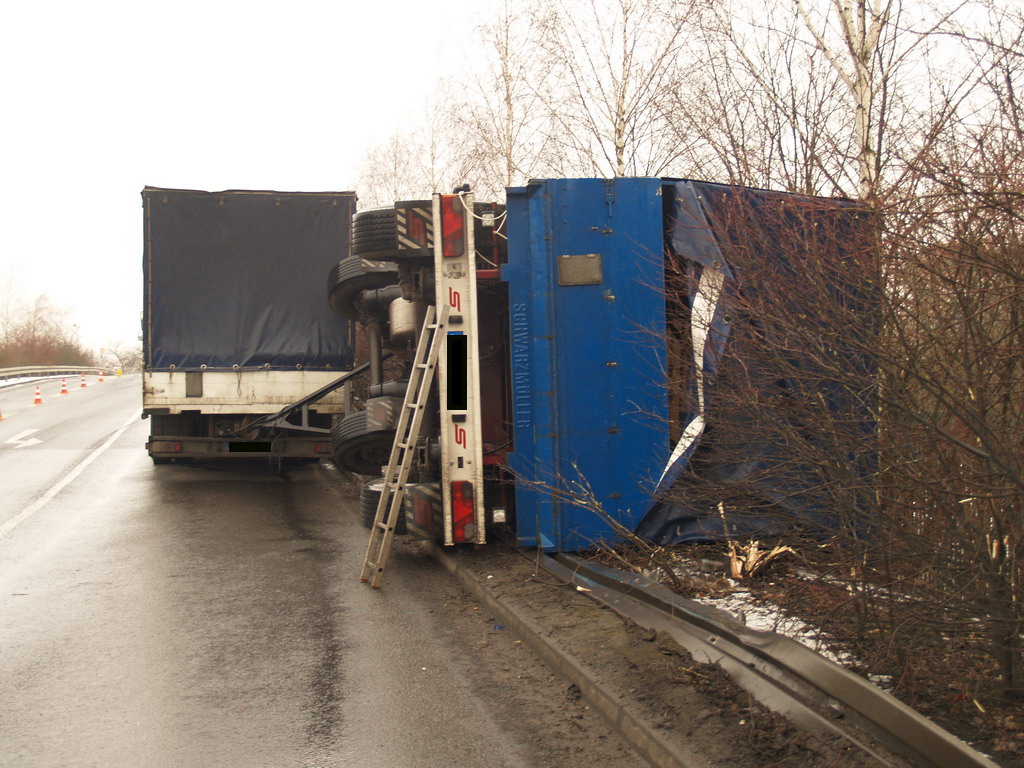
left=0, top=294, right=96, bottom=369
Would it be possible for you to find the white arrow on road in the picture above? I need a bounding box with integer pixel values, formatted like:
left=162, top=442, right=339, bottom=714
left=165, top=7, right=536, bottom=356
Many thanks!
left=5, top=429, right=42, bottom=448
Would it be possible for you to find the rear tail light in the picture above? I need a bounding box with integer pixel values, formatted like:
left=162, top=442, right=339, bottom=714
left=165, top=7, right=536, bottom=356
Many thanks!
left=441, top=195, right=465, bottom=258
left=451, top=481, right=475, bottom=541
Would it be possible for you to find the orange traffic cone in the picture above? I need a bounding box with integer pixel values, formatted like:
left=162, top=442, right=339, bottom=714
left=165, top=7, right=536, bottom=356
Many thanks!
left=60, top=378, right=69, bottom=395
left=0, top=407, right=5, bottom=420
left=33, top=385, right=43, bottom=405
left=98, top=371, right=105, bottom=383
left=80, top=374, right=87, bottom=388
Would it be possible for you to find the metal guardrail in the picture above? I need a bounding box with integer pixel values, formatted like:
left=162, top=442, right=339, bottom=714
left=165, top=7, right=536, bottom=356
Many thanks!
left=0, top=365, right=111, bottom=381
left=544, top=554, right=1000, bottom=768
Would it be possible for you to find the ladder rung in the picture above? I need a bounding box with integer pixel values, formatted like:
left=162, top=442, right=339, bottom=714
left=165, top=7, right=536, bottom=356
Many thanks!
left=360, top=303, right=446, bottom=588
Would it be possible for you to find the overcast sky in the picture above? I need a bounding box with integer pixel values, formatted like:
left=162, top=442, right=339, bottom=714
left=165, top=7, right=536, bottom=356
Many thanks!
left=1, top=0, right=485, bottom=352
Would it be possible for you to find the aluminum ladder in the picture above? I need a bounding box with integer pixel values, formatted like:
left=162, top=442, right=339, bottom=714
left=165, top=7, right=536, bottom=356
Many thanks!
left=360, top=304, right=448, bottom=588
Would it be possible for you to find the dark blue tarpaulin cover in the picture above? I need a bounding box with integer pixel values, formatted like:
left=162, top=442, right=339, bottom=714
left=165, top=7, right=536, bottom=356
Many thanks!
left=143, top=187, right=355, bottom=371
left=635, top=180, right=876, bottom=544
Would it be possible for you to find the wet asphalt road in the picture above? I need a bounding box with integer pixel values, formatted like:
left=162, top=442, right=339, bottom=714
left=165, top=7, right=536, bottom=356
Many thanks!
left=0, top=376, right=567, bottom=767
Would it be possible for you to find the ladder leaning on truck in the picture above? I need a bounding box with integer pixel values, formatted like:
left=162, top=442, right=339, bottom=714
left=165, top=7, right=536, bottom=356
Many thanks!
left=327, top=190, right=512, bottom=562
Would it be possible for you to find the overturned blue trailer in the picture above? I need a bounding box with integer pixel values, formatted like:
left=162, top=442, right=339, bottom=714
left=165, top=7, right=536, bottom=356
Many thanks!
left=500, top=178, right=873, bottom=551
left=331, top=178, right=874, bottom=552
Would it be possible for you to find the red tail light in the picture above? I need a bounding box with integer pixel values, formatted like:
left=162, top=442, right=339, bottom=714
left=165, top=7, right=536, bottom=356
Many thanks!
left=441, top=195, right=465, bottom=258
left=451, top=481, right=475, bottom=541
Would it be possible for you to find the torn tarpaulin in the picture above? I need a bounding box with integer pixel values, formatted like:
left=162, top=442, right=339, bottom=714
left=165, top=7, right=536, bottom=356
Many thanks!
left=636, top=181, right=877, bottom=544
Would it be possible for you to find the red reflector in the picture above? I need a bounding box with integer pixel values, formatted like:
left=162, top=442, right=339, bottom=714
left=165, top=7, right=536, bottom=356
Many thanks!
left=172, top=441, right=182, bottom=453
left=451, top=481, right=475, bottom=542
left=441, top=195, right=465, bottom=258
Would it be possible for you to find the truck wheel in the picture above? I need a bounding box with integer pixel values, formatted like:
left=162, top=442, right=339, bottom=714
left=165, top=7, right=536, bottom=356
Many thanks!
left=331, top=410, right=395, bottom=476
left=327, top=259, right=400, bottom=320
left=352, top=205, right=433, bottom=262
left=360, top=476, right=407, bottom=534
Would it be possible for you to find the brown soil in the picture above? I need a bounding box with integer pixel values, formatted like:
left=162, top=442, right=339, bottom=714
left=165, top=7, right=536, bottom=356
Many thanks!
left=592, top=540, right=1019, bottom=767
left=434, top=537, right=889, bottom=767
left=740, top=557, right=1022, bottom=767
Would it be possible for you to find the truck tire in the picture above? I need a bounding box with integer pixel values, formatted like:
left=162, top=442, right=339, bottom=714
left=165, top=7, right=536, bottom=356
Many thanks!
left=352, top=205, right=433, bottom=262
left=327, top=259, right=400, bottom=320
left=331, top=410, right=394, bottom=476
left=353, top=201, right=507, bottom=265
left=360, top=476, right=407, bottom=534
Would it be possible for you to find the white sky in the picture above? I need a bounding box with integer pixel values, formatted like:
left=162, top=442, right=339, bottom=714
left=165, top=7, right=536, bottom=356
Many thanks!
left=0, top=0, right=485, bottom=352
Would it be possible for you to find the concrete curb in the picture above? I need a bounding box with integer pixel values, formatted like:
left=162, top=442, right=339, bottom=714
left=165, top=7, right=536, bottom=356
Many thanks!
left=425, top=543, right=704, bottom=768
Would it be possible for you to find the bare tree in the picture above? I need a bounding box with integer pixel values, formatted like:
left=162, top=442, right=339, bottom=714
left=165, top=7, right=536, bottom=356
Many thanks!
left=0, top=294, right=95, bottom=367
left=356, top=0, right=696, bottom=195
left=356, top=84, right=467, bottom=206
left=870, top=1, right=1024, bottom=698
left=356, top=134, right=427, bottom=208
left=454, top=1, right=561, bottom=200
left=529, top=0, right=694, bottom=177
left=671, top=0, right=974, bottom=202
left=101, top=342, right=143, bottom=373
left=667, top=6, right=852, bottom=193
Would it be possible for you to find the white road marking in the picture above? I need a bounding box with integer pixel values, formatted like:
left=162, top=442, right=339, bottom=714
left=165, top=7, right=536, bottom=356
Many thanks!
left=0, top=409, right=142, bottom=539
left=5, top=429, right=42, bottom=448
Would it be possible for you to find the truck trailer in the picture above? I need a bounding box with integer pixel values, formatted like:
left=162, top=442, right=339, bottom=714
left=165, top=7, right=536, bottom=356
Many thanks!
left=142, top=187, right=357, bottom=463
left=329, top=178, right=872, bottom=557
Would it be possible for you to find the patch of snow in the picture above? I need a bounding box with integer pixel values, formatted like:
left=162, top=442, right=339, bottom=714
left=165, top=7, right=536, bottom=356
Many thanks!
left=868, top=673, right=894, bottom=691
left=692, top=586, right=855, bottom=665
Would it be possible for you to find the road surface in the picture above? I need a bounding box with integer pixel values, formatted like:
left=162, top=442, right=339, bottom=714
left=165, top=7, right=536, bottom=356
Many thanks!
left=0, top=375, right=640, bottom=767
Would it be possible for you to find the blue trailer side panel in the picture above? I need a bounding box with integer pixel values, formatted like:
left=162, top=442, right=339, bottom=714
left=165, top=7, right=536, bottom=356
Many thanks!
left=505, top=179, right=669, bottom=551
